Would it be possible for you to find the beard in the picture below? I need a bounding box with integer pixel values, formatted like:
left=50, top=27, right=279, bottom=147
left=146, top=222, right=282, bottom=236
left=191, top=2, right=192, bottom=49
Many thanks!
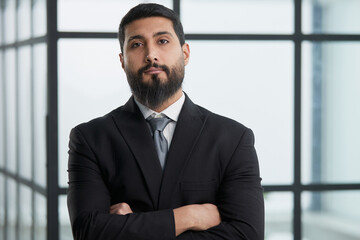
left=125, top=60, right=184, bottom=110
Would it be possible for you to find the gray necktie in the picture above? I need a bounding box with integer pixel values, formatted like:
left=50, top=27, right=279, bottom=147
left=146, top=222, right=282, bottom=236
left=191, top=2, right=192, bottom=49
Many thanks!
left=147, top=117, right=172, bottom=169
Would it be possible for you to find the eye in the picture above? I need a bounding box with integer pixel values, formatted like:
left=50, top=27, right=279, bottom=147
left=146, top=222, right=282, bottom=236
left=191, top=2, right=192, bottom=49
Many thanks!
left=158, top=39, right=169, bottom=44
left=131, top=42, right=143, bottom=48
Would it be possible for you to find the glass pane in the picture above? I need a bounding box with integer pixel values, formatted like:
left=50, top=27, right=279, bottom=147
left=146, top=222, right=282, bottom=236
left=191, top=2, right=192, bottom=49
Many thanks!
left=5, top=49, right=17, bottom=174
left=4, top=0, right=16, bottom=43
left=302, top=42, right=360, bottom=184
left=265, top=192, right=293, bottom=240
left=0, top=51, right=4, bottom=168
left=185, top=41, right=294, bottom=185
left=303, top=0, right=360, bottom=34
left=59, top=195, right=72, bottom=240
left=17, top=0, right=31, bottom=41
left=18, top=46, right=32, bottom=180
left=33, top=43, right=47, bottom=187
left=58, top=0, right=172, bottom=32
left=182, top=0, right=293, bottom=34
left=33, top=0, right=47, bottom=37
left=58, top=39, right=131, bottom=187
left=6, top=178, right=17, bottom=240
left=0, top=175, right=4, bottom=240
left=302, top=191, right=360, bottom=240
left=0, top=6, right=3, bottom=45
left=34, top=193, right=46, bottom=240
left=19, top=185, right=32, bottom=240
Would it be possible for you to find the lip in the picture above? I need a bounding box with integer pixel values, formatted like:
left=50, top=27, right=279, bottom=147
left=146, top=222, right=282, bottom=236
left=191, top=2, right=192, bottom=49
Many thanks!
left=144, top=67, right=164, bottom=74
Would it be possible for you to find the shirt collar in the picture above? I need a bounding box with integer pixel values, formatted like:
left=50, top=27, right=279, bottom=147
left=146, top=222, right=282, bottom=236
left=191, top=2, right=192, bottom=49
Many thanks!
left=134, top=92, right=185, bottom=122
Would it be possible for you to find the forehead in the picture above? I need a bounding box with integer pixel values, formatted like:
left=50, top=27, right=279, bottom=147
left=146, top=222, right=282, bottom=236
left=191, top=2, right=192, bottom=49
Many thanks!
left=124, top=17, right=175, bottom=39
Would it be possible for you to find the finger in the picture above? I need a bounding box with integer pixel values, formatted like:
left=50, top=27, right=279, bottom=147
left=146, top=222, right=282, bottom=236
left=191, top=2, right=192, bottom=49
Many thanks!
left=110, top=202, right=125, bottom=209
left=110, top=204, right=118, bottom=211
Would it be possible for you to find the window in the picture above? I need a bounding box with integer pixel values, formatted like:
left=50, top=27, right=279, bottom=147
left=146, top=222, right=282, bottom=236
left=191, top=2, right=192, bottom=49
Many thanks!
left=0, top=0, right=47, bottom=240
left=1, top=0, right=359, bottom=239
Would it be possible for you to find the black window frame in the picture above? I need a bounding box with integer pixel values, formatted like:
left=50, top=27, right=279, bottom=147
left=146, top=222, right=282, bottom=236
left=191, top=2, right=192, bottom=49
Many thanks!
left=1, top=0, right=360, bottom=240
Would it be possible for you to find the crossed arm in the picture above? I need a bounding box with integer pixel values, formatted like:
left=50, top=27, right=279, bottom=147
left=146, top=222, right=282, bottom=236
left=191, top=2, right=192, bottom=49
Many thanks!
left=110, top=202, right=221, bottom=236
left=68, top=126, right=264, bottom=239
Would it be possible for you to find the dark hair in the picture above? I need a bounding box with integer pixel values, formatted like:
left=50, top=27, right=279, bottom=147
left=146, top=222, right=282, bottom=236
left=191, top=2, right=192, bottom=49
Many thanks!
left=118, top=3, right=185, bottom=52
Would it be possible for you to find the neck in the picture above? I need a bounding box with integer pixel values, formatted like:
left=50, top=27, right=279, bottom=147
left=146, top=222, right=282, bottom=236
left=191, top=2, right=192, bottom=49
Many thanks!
left=152, top=88, right=183, bottom=112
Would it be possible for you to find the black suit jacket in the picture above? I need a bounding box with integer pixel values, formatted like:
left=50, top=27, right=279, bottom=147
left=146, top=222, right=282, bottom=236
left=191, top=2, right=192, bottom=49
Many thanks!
left=67, top=95, right=264, bottom=240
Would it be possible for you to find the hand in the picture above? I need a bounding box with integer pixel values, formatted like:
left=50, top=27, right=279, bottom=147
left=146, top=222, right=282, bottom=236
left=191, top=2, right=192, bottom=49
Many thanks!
left=174, top=203, right=221, bottom=236
left=190, top=203, right=221, bottom=231
left=110, top=202, right=133, bottom=215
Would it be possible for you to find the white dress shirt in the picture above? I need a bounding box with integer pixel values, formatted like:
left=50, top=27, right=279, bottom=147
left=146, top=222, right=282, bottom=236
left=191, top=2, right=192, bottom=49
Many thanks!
left=134, top=92, right=185, bottom=148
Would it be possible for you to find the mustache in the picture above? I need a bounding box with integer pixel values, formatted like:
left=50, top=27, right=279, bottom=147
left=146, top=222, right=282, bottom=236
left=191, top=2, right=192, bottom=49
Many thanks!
left=138, top=63, right=170, bottom=76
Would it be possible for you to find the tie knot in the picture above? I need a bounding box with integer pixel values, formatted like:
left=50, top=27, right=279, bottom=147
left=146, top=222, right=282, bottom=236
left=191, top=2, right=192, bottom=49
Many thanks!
left=147, top=117, right=171, bottom=132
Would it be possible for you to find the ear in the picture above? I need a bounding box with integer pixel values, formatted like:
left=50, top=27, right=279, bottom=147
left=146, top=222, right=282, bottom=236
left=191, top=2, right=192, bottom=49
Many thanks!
left=182, top=43, right=190, bottom=66
left=119, top=53, right=125, bottom=69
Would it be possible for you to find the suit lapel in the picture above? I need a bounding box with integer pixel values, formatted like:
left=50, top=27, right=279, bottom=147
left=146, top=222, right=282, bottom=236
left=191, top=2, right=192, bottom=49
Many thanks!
left=158, top=95, right=207, bottom=209
left=111, top=97, right=163, bottom=209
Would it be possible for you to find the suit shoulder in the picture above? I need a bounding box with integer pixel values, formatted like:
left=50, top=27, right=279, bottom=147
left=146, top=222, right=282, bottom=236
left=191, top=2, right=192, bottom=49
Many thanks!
left=194, top=104, right=256, bottom=154
left=196, top=104, right=249, bottom=132
left=73, top=106, right=123, bottom=133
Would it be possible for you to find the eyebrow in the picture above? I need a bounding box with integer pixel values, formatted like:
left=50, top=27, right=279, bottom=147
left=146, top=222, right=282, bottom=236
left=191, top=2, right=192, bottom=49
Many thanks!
left=127, top=31, right=174, bottom=44
left=153, top=31, right=174, bottom=38
left=127, top=35, right=145, bottom=44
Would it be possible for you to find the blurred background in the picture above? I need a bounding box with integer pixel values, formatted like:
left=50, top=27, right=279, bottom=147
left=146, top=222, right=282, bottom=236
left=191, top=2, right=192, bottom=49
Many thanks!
left=1, top=0, right=360, bottom=239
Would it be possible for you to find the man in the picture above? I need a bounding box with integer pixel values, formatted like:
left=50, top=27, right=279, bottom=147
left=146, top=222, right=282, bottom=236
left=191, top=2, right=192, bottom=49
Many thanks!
left=67, top=3, right=264, bottom=240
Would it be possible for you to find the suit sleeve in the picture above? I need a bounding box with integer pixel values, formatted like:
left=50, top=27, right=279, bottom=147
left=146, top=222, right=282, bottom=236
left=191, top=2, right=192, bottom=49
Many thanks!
left=67, top=127, right=176, bottom=240
left=177, top=128, right=264, bottom=240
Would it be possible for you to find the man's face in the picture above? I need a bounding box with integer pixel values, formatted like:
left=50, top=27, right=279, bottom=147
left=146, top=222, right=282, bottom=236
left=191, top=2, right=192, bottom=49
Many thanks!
left=119, top=17, right=190, bottom=109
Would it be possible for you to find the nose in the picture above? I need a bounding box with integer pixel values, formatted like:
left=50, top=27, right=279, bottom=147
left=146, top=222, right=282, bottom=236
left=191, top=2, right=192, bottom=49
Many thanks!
left=145, top=54, right=158, bottom=63
left=145, top=45, right=158, bottom=63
